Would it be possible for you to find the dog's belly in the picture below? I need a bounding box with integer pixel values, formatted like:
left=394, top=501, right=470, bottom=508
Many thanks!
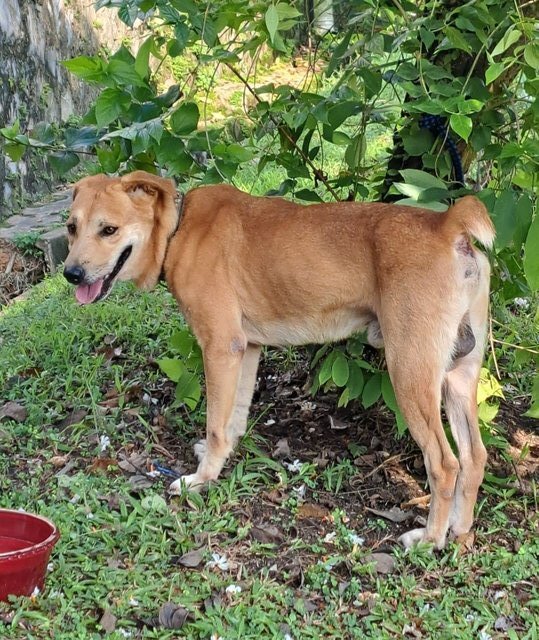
left=243, top=309, right=370, bottom=346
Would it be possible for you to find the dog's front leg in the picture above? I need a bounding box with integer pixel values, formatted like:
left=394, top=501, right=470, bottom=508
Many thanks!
left=169, top=335, right=246, bottom=493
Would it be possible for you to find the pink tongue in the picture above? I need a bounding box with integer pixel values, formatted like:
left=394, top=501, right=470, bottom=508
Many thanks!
left=75, top=279, right=104, bottom=305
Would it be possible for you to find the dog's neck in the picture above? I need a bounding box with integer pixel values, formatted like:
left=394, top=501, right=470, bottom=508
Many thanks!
left=158, top=191, right=184, bottom=282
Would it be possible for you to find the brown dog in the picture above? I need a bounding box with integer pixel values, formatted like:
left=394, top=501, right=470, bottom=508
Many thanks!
left=64, top=170, right=494, bottom=549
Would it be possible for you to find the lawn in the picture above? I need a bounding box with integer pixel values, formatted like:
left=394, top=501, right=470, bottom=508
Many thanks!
left=0, top=274, right=538, bottom=639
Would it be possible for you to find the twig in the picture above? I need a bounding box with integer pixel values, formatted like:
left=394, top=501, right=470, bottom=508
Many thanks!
left=492, top=339, right=539, bottom=355
left=489, top=313, right=501, bottom=379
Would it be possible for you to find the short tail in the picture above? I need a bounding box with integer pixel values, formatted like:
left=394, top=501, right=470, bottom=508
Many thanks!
left=442, top=196, right=495, bottom=249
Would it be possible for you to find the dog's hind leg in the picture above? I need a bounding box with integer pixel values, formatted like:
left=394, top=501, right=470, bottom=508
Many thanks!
left=382, top=324, right=460, bottom=549
left=444, top=256, right=490, bottom=537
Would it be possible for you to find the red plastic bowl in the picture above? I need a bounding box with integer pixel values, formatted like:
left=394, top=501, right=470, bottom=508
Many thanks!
left=0, top=509, right=60, bottom=601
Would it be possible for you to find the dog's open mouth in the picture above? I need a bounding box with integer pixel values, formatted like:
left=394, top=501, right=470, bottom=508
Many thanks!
left=75, top=246, right=132, bottom=305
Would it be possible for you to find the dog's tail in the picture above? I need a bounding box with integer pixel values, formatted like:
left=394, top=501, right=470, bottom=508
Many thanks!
left=442, top=196, right=495, bottom=249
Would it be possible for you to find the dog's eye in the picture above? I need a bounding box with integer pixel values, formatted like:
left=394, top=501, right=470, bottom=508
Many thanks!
left=67, top=223, right=76, bottom=235
left=101, top=226, right=118, bottom=237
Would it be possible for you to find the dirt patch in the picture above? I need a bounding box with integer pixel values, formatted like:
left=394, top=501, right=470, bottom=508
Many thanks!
left=0, top=239, right=46, bottom=306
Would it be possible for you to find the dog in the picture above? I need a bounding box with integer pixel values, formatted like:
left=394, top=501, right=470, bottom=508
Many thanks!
left=63, top=170, right=494, bottom=549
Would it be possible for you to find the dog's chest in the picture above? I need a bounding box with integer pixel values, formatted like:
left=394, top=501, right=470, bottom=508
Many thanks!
left=243, top=308, right=369, bottom=347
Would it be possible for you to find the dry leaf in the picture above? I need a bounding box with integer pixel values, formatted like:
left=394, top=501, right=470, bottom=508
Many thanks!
left=128, top=474, right=153, bottom=490
left=99, top=609, right=117, bottom=634
left=57, top=409, right=88, bottom=429
left=265, top=488, right=286, bottom=504
left=272, top=438, right=291, bottom=458
left=0, top=401, right=27, bottom=423
left=401, top=495, right=431, bottom=509
left=251, top=524, right=284, bottom=544
left=177, top=549, right=204, bottom=568
left=49, top=455, right=69, bottom=468
left=365, top=552, right=395, bottom=574
left=158, top=602, right=189, bottom=629
left=297, top=503, right=330, bottom=520
left=88, top=457, right=118, bottom=474
left=118, top=452, right=148, bottom=473
left=329, top=415, right=348, bottom=430
left=366, top=506, right=413, bottom=523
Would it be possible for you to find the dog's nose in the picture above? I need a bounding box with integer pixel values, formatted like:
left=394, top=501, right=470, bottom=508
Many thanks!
left=63, top=265, right=85, bottom=285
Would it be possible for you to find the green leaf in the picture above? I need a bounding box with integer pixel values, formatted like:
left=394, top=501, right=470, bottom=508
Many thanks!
left=513, top=194, right=533, bottom=250
left=485, top=62, right=505, bottom=85
left=175, top=373, right=201, bottom=410
left=403, top=129, right=434, bottom=156
left=491, top=28, right=521, bottom=58
left=135, top=35, right=154, bottom=80
left=157, top=357, right=185, bottom=382
left=347, top=362, right=364, bottom=400
left=107, top=59, right=146, bottom=87
left=399, top=169, right=447, bottom=191
left=141, top=494, right=168, bottom=513
left=4, top=142, right=26, bottom=162
left=381, top=373, right=398, bottom=413
left=62, top=56, right=106, bottom=82
left=449, top=114, right=472, bottom=141
left=524, top=43, right=539, bottom=69
left=265, top=5, right=279, bottom=44
left=492, top=189, right=516, bottom=250
left=169, top=329, right=195, bottom=357
left=477, top=368, right=504, bottom=404
left=524, top=209, right=539, bottom=291
left=170, top=102, right=200, bottom=135
left=294, top=189, right=323, bottom=202
left=95, top=88, right=131, bottom=127
left=524, top=375, right=539, bottom=418
left=362, top=373, right=381, bottom=409
left=319, top=352, right=337, bottom=385
left=48, top=151, right=79, bottom=175
left=326, top=31, right=352, bottom=77
left=96, top=144, right=121, bottom=173
left=444, top=26, right=472, bottom=54
left=332, top=354, right=349, bottom=387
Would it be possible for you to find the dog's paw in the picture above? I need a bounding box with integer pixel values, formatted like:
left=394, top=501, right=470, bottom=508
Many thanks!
left=168, top=474, right=205, bottom=495
left=193, top=439, right=207, bottom=462
left=398, top=527, right=445, bottom=550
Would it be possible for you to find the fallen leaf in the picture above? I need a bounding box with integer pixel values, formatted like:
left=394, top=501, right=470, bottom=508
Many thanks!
left=49, top=455, right=69, bottom=468
left=251, top=524, right=284, bottom=544
left=264, top=488, right=286, bottom=504
left=118, top=452, right=148, bottom=473
left=494, top=615, right=514, bottom=632
left=88, top=458, right=118, bottom=474
left=366, top=506, right=414, bottom=523
left=99, top=609, right=117, bottom=634
left=0, top=401, right=27, bottom=422
left=57, top=409, right=87, bottom=429
left=297, top=503, right=330, bottom=520
left=272, top=438, right=291, bottom=458
left=329, top=415, right=348, bottom=430
left=128, top=474, right=153, bottom=490
left=401, top=495, right=431, bottom=509
left=177, top=549, right=204, bottom=568
left=158, top=602, right=189, bottom=629
left=365, top=552, right=395, bottom=575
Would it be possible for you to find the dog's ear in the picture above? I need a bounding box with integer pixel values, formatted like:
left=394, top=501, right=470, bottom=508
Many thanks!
left=72, top=174, right=110, bottom=201
left=120, top=171, right=176, bottom=200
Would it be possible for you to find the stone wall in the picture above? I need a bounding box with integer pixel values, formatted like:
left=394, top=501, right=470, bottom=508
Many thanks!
left=0, top=0, right=132, bottom=217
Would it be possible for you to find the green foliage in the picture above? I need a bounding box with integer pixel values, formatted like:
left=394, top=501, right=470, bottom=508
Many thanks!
left=157, top=328, right=203, bottom=411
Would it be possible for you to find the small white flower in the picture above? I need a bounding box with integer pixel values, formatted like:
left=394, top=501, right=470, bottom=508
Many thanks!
left=493, top=590, right=506, bottom=600
left=47, top=563, right=54, bottom=572
left=284, top=635, right=294, bottom=640
left=31, top=586, right=40, bottom=597
left=118, top=630, right=133, bottom=638
left=323, top=532, right=337, bottom=543
left=479, top=630, right=492, bottom=640
left=513, top=297, right=529, bottom=309
left=99, top=434, right=111, bottom=452
left=292, top=484, right=306, bottom=500
left=69, top=494, right=81, bottom=504
left=146, top=470, right=161, bottom=478
left=225, top=584, right=242, bottom=595
left=86, top=512, right=94, bottom=519
left=466, top=613, right=477, bottom=622
left=265, top=419, right=276, bottom=426
left=348, top=533, right=365, bottom=546
left=128, top=597, right=139, bottom=606
left=421, top=603, right=432, bottom=614
left=210, top=635, right=224, bottom=640
left=284, top=459, right=303, bottom=473
left=207, top=553, right=229, bottom=571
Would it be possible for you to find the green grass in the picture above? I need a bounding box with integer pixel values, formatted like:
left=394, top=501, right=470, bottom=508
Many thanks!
left=1, top=276, right=538, bottom=639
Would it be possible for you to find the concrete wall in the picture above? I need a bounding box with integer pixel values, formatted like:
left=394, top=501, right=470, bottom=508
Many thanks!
left=0, top=0, right=131, bottom=216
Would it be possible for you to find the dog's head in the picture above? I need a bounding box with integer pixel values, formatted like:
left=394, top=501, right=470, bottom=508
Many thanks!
left=64, top=171, right=178, bottom=304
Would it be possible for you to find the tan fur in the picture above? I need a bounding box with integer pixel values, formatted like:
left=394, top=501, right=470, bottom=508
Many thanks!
left=64, top=171, right=495, bottom=549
